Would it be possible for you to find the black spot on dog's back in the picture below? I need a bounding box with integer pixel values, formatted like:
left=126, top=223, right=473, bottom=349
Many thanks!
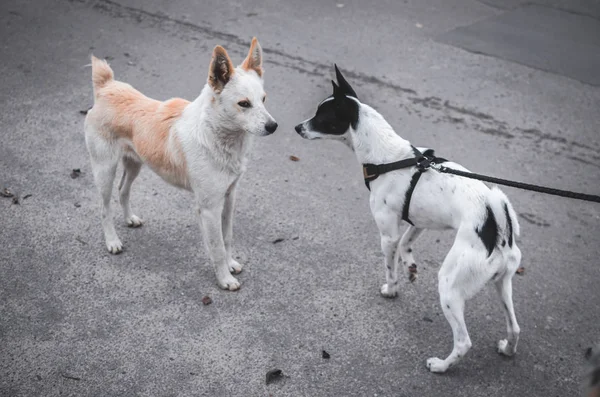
left=504, top=203, right=513, bottom=248
left=476, top=205, right=498, bottom=257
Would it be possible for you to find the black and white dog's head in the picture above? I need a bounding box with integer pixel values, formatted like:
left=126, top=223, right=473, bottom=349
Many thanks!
left=295, top=65, right=359, bottom=143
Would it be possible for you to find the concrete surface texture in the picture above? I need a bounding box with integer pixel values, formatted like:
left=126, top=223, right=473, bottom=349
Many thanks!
left=1, top=0, right=599, bottom=396
left=438, top=4, right=600, bottom=85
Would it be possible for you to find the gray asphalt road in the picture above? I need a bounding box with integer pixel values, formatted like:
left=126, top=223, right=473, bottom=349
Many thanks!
left=1, top=0, right=599, bottom=396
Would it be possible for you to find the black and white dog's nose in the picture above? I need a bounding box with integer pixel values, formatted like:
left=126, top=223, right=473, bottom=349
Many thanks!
left=265, top=121, right=278, bottom=134
left=294, top=124, right=303, bottom=133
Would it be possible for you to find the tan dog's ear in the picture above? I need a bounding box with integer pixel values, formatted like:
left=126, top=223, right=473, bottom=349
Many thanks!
left=208, top=45, right=235, bottom=93
left=241, top=37, right=263, bottom=77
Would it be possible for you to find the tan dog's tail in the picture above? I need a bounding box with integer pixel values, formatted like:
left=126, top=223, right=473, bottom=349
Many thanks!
left=91, top=55, right=114, bottom=97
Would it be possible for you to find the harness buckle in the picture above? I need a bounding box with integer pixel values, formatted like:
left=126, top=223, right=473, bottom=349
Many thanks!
left=430, top=162, right=443, bottom=171
left=363, top=165, right=377, bottom=179
left=416, top=156, right=433, bottom=172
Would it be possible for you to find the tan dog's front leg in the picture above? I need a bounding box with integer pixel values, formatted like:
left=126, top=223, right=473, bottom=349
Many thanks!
left=222, top=180, right=243, bottom=274
left=199, top=202, right=240, bottom=291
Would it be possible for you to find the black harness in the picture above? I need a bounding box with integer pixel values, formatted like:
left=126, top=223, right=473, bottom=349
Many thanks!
left=362, top=147, right=447, bottom=225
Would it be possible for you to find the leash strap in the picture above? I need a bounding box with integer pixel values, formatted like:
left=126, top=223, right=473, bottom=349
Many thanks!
left=434, top=165, right=600, bottom=203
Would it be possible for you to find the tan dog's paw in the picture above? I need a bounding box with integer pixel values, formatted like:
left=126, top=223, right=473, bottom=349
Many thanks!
left=218, top=275, right=241, bottom=291
left=106, top=239, right=123, bottom=254
left=229, top=259, right=244, bottom=274
left=126, top=215, right=143, bottom=228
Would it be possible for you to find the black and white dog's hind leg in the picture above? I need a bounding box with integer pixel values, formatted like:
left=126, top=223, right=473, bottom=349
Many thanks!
left=494, top=244, right=522, bottom=356
left=427, top=189, right=522, bottom=373
left=426, top=228, right=481, bottom=373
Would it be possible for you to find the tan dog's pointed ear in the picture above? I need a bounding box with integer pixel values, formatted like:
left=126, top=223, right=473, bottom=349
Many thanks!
left=208, top=45, right=235, bottom=93
left=241, top=37, right=263, bottom=77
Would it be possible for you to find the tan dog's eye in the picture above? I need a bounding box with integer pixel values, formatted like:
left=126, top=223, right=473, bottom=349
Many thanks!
left=238, top=100, right=251, bottom=108
left=262, top=96, right=266, bottom=103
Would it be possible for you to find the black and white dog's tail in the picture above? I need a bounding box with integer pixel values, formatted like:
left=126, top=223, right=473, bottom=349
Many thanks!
left=486, top=186, right=520, bottom=251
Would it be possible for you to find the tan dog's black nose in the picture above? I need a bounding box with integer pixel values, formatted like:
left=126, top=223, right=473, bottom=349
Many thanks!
left=265, top=121, right=278, bottom=134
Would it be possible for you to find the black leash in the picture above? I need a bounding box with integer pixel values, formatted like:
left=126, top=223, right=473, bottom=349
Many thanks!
left=433, top=165, right=600, bottom=203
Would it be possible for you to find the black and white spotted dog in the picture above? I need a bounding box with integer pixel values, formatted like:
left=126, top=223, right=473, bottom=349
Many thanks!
left=295, top=66, right=523, bottom=373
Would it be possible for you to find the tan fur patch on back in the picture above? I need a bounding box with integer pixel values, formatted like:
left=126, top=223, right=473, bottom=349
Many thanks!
left=91, top=82, right=190, bottom=188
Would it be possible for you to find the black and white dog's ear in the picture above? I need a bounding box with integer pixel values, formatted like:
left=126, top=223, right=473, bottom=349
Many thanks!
left=334, top=64, right=358, bottom=99
left=331, top=77, right=359, bottom=128
left=331, top=80, right=339, bottom=92
left=332, top=80, right=345, bottom=100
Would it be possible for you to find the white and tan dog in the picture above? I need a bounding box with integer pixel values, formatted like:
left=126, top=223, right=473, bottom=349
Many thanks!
left=295, top=66, right=522, bottom=373
left=85, top=38, right=277, bottom=291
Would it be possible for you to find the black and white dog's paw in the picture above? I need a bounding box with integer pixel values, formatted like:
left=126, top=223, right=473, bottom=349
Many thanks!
left=380, top=283, right=398, bottom=298
left=426, top=357, right=448, bottom=373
